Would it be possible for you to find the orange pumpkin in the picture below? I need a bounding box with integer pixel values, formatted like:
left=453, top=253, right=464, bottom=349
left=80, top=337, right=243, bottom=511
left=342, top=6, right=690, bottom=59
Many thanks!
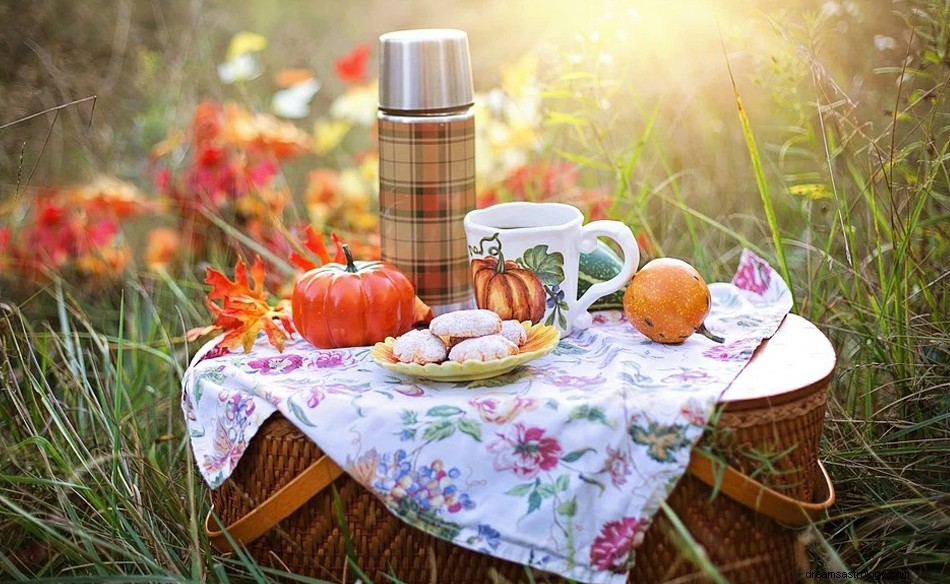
left=293, top=244, right=422, bottom=348
left=471, top=257, right=546, bottom=323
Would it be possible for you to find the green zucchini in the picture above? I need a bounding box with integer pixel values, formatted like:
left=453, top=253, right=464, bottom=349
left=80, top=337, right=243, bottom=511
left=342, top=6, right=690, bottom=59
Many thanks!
left=577, top=241, right=628, bottom=310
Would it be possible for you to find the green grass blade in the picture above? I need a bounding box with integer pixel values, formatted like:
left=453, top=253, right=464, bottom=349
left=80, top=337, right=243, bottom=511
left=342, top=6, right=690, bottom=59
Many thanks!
left=722, top=47, right=794, bottom=301
left=658, top=501, right=729, bottom=584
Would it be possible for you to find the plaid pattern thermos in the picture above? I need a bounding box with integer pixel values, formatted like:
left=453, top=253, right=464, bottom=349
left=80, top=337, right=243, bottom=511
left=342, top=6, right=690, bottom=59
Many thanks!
left=378, top=113, right=476, bottom=313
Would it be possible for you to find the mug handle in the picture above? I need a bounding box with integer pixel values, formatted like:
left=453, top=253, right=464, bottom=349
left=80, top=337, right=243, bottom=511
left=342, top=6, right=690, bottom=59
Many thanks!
left=573, top=221, right=639, bottom=330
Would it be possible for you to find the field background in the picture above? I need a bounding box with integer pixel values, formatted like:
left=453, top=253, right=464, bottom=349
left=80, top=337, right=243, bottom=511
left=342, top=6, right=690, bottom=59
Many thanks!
left=1, top=0, right=948, bottom=582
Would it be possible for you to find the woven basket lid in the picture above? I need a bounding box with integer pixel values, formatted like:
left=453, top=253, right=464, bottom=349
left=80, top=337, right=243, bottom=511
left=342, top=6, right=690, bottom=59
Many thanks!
left=720, top=314, right=835, bottom=411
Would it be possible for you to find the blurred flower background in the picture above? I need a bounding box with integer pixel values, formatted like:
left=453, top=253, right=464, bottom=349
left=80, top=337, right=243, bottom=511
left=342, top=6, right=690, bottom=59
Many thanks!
left=0, top=0, right=948, bottom=581
left=1, top=0, right=933, bottom=291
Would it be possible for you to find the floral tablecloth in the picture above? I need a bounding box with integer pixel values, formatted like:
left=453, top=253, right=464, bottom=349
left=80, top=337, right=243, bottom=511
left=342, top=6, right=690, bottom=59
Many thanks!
left=183, top=250, right=792, bottom=584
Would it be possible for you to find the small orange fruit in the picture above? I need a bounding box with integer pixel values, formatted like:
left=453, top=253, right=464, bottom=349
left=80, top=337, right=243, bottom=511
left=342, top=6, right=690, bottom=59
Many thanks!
left=622, top=258, right=724, bottom=344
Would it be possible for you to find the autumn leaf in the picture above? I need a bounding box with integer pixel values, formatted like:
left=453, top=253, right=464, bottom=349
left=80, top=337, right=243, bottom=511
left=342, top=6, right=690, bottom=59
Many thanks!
left=188, top=255, right=295, bottom=353
left=289, top=227, right=347, bottom=272
left=330, top=232, right=348, bottom=263
left=412, top=296, right=434, bottom=327
left=185, top=324, right=219, bottom=343
left=289, top=225, right=332, bottom=271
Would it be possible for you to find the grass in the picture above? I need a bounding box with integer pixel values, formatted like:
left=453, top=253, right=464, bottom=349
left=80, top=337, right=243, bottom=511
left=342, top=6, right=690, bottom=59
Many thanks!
left=2, top=0, right=949, bottom=582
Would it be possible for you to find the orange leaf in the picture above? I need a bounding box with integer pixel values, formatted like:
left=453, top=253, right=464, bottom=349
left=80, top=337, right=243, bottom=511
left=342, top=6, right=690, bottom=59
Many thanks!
left=249, top=255, right=267, bottom=300
left=262, top=318, right=289, bottom=352
left=290, top=225, right=333, bottom=272
left=200, top=255, right=293, bottom=353
left=411, top=297, right=434, bottom=328
left=305, top=226, right=332, bottom=265
left=185, top=324, right=221, bottom=342
left=330, top=232, right=347, bottom=264
left=289, top=251, right=316, bottom=272
left=276, top=300, right=296, bottom=336
left=206, top=262, right=246, bottom=302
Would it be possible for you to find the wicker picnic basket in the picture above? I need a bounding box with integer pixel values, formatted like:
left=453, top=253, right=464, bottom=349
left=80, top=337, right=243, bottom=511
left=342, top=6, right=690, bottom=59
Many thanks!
left=207, top=316, right=836, bottom=583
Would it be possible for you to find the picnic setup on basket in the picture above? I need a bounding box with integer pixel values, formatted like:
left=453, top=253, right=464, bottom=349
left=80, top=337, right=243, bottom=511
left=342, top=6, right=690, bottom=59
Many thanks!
left=182, top=28, right=836, bottom=584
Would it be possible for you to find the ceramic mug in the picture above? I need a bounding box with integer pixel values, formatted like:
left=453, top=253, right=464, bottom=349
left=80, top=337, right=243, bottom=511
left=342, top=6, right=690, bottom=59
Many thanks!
left=464, top=202, right=639, bottom=336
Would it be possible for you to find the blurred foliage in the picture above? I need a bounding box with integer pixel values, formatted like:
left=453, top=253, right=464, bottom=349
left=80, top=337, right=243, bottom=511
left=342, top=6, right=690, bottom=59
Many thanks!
left=1, top=0, right=948, bottom=581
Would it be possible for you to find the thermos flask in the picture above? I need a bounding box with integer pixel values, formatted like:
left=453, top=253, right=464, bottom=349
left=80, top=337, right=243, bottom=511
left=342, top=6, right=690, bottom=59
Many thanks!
left=378, top=29, right=476, bottom=315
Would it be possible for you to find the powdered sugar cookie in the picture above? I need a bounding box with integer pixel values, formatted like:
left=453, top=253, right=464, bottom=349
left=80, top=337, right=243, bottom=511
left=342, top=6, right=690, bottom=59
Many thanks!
left=392, top=329, right=447, bottom=365
left=430, top=309, right=502, bottom=345
left=499, top=320, right=528, bottom=347
left=448, top=334, right=519, bottom=363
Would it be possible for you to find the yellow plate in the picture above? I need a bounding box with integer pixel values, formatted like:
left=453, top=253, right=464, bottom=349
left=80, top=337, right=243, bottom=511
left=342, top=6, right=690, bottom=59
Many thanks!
left=371, top=322, right=560, bottom=382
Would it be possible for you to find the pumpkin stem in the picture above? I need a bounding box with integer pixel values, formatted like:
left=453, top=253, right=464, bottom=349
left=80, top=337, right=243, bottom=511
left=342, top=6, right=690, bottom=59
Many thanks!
left=697, top=322, right=724, bottom=344
left=469, top=233, right=500, bottom=256
left=493, top=249, right=507, bottom=273
left=341, top=244, right=358, bottom=273
left=469, top=233, right=507, bottom=274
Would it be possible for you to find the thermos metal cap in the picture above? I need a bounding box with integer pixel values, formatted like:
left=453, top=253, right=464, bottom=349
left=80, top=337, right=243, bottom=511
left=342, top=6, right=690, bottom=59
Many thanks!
left=379, top=28, right=474, bottom=112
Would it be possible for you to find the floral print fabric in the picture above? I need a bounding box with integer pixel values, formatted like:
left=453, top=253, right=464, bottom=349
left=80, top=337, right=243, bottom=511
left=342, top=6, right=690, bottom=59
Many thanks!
left=183, top=250, right=792, bottom=584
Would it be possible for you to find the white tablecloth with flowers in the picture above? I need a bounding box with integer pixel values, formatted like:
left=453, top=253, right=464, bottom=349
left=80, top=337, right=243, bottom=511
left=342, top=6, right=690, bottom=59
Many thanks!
left=183, top=250, right=792, bottom=583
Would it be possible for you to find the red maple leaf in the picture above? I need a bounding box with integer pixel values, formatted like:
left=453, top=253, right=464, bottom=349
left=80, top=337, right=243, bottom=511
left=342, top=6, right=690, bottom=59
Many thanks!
left=329, top=232, right=347, bottom=263
left=188, top=255, right=295, bottom=353
left=289, top=226, right=347, bottom=272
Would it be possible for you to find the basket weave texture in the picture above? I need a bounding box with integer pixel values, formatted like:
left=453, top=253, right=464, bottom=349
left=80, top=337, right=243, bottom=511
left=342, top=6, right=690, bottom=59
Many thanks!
left=212, top=381, right=829, bottom=583
left=631, top=386, right=829, bottom=583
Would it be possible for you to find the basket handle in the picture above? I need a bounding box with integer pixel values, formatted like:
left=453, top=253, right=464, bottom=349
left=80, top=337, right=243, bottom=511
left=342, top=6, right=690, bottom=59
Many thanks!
left=206, top=454, right=344, bottom=552
left=687, top=449, right=835, bottom=527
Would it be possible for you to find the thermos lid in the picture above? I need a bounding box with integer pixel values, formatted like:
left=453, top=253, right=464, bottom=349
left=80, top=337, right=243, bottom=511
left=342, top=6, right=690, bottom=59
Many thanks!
left=379, top=28, right=474, bottom=112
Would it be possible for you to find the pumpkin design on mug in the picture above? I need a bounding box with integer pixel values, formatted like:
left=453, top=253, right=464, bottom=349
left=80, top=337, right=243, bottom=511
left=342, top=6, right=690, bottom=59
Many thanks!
left=465, top=202, right=640, bottom=336
left=469, top=233, right=565, bottom=325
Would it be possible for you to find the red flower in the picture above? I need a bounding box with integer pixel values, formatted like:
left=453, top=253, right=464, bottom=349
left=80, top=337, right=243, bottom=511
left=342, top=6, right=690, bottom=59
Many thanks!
left=248, top=160, right=278, bottom=187
left=476, top=187, right=500, bottom=210
left=197, top=145, right=226, bottom=167
left=635, top=231, right=655, bottom=262
left=335, top=44, right=370, bottom=85
left=580, top=189, right=612, bottom=221
left=27, top=200, right=78, bottom=267
left=186, top=152, right=247, bottom=206
left=487, top=423, right=562, bottom=479
left=590, top=517, right=649, bottom=573
left=37, top=201, right=67, bottom=226
left=503, top=162, right=578, bottom=201
left=154, top=167, right=172, bottom=194
left=6, top=193, right=132, bottom=284
left=87, top=219, right=119, bottom=247
left=0, top=227, right=10, bottom=270
left=192, top=101, right=223, bottom=147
